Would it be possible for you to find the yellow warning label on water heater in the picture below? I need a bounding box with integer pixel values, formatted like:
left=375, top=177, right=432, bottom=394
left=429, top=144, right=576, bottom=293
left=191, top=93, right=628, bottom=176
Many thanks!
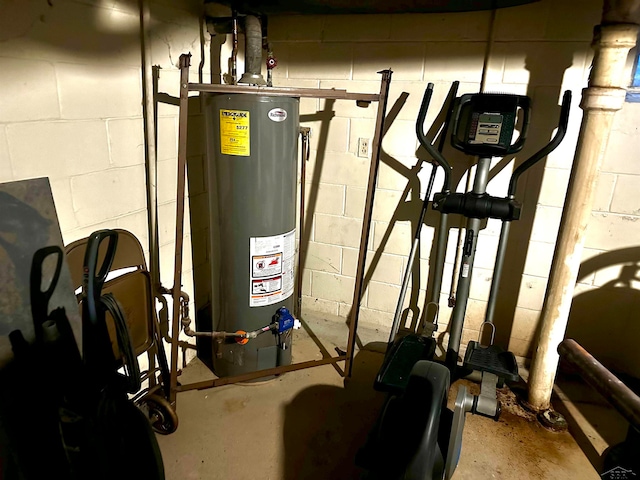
left=220, top=109, right=250, bottom=156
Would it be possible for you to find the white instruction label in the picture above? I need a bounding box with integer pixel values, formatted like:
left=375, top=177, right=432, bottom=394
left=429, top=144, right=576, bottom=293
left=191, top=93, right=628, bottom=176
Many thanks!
left=249, top=229, right=295, bottom=307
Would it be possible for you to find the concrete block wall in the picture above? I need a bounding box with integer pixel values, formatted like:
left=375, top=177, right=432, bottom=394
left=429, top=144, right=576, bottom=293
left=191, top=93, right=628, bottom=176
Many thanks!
left=0, top=0, right=206, bottom=362
left=264, top=0, right=620, bottom=359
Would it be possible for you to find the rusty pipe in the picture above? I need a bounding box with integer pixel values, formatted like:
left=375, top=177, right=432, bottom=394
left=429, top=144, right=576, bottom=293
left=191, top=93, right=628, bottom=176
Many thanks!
left=558, top=339, right=640, bottom=429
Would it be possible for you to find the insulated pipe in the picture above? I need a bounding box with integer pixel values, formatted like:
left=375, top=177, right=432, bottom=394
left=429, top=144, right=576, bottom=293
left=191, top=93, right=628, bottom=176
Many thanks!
left=238, top=15, right=266, bottom=85
left=527, top=23, right=639, bottom=412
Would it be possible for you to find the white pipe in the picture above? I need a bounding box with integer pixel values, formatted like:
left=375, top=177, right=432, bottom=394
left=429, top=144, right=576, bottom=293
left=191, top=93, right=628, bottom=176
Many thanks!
left=527, top=23, right=639, bottom=412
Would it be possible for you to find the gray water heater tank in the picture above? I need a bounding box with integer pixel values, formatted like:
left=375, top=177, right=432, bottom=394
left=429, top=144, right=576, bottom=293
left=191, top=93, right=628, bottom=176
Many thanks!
left=205, top=93, right=299, bottom=377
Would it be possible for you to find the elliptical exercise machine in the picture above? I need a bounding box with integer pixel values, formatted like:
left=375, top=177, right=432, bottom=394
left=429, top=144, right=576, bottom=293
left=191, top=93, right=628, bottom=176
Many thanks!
left=358, top=82, right=572, bottom=480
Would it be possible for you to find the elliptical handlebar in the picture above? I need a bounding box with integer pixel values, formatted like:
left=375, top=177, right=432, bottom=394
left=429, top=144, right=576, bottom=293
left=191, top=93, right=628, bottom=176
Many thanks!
left=416, top=82, right=454, bottom=193
left=508, top=90, right=572, bottom=197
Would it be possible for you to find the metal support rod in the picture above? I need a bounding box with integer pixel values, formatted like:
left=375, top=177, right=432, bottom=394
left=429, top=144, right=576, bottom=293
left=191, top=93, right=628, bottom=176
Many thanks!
left=528, top=23, right=639, bottom=411
left=484, top=220, right=511, bottom=328
left=445, top=157, right=491, bottom=368
left=345, top=69, right=393, bottom=377
left=169, top=53, right=191, bottom=405
left=296, top=127, right=311, bottom=319
left=140, top=0, right=159, bottom=288
left=558, top=339, right=640, bottom=429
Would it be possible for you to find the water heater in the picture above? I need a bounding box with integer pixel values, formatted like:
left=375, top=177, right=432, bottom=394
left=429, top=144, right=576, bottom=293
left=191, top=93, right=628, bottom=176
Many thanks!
left=205, top=93, right=299, bottom=377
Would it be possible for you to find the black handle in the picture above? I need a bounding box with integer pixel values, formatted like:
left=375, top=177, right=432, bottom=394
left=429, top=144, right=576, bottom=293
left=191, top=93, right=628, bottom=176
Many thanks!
left=508, top=90, right=572, bottom=196
left=450, top=94, right=473, bottom=154
left=29, top=246, right=63, bottom=342
left=83, top=229, right=118, bottom=312
left=416, top=83, right=455, bottom=193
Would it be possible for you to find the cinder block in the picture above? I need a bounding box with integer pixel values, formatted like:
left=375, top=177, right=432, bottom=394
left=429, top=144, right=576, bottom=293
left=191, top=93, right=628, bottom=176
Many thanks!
left=318, top=82, right=380, bottom=120
left=71, top=165, right=147, bottom=224
left=382, top=119, right=419, bottom=157
left=592, top=173, right=616, bottom=212
left=345, top=187, right=366, bottom=219
left=472, top=234, right=499, bottom=270
left=498, top=42, right=588, bottom=88
left=107, top=118, right=144, bottom=167
left=269, top=15, right=324, bottom=41
left=50, top=178, right=78, bottom=232
left=56, top=63, right=142, bottom=119
left=353, top=43, right=424, bottom=82
left=159, top=238, right=194, bottom=286
left=523, top=241, right=554, bottom=278
left=305, top=183, right=345, bottom=216
left=302, top=269, right=311, bottom=296
left=530, top=205, right=563, bottom=244
left=372, top=220, right=413, bottom=256
left=347, top=118, right=377, bottom=157
left=7, top=120, right=110, bottom=180
left=508, top=337, right=534, bottom=358
left=303, top=115, right=349, bottom=154
left=157, top=158, right=178, bottom=205
left=592, top=264, right=627, bottom=288
left=116, top=210, right=150, bottom=254
left=289, top=43, right=352, bottom=80
left=510, top=307, right=540, bottom=341
left=585, top=212, right=640, bottom=250
left=468, top=266, right=494, bottom=302
left=323, top=15, right=391, bottom=42
left=62, top=219, right=114, bottom=246
left=310, top=271, right=355, bottom=304
left=0, top=127, right=11, bottom=182
left=545, top=0, right=601, bottom=41
left=306, top=152, right=370, bottom=188
left=302, top=241, right=342, bottom=273
left=302, top=296, right=339, bottom=316
left=611, top=174, right=640, bottom=215
left=271, top=78, right=320, bottom=115
left=157, top=116, right=178, bottom=162
left=389, top=11, right=491, bottom=42
left=0, top=57, right=60, bottom=123
left=423, top=43, right=486, bottom=83
left=348, top=305, right=393, bottom=327
left=538, top=167, right=570, bottom=208
left=611, top=102, right=640, bottom=136
left=367, top=281, right=401, bottom=312
left=341, top=247, right=404, bottom=284
left=314, top=214, right=363, bottom=248
left=516, top=274, right=547, bottom=311
left=494, top=1, right=550, bottom=41
left=603, top=129, right=640, bottom=175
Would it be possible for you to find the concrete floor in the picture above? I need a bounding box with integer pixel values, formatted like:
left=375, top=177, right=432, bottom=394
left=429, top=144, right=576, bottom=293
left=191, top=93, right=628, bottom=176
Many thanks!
left=157, top=312, right=604, bottom=480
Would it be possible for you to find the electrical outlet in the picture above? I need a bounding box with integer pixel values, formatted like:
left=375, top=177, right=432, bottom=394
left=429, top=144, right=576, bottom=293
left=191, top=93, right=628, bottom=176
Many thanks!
left=358, top=138, right=369, bottom=158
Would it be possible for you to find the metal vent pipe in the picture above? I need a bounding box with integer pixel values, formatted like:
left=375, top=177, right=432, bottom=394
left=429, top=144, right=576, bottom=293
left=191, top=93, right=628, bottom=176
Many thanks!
left=238, top=15, right=265, bottom=85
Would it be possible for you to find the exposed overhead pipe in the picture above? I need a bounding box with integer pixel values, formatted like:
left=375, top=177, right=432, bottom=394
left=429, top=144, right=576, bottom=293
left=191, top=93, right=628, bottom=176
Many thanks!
left=527, top=21, right=639, bottom=414
left=238, top=15, right=266, bottom=85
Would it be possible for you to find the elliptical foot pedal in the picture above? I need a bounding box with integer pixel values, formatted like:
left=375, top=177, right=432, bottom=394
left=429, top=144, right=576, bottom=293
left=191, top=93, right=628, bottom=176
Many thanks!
left=374, top=335, right=436, bottom=394
left=463, top=341, right=519, bottom=382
